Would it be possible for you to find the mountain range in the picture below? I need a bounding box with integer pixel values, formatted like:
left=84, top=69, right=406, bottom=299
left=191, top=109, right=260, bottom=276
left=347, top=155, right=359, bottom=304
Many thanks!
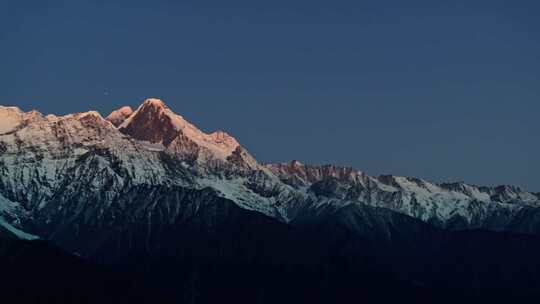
left=1, top=98, right=539, bottom=303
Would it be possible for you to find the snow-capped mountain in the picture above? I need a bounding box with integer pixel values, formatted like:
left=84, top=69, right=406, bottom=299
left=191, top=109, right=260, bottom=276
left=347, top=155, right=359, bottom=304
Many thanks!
left=0, top=98, right=539, bottom=254
left=267, top=161, right=540, bottom=230
left=116, top=98, right=256, bottom=167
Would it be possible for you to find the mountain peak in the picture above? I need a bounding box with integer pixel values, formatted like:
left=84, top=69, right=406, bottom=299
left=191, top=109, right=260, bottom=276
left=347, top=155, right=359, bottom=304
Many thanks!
left=118, top=99, right=182, bottom=146
left=118, top=106, right=133, bottom=114
left=106, top=106, right=134, bottom=127
left=142, top=98, right=167, bottom=108
left=116, top=98, right=245, bottom=162
left=0, top=106, right=24, bottom=134
left=81, top=110, right=102, bottom=118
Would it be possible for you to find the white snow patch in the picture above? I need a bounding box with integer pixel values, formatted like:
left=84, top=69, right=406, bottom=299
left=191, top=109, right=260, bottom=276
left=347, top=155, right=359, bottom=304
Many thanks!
left=0, top=217, right=39, bottom=240
left=0, top=195, right=39, bottom=240
left=137, top=140, right=166, bottom=152
left=197, top=177, right=277, bottom=218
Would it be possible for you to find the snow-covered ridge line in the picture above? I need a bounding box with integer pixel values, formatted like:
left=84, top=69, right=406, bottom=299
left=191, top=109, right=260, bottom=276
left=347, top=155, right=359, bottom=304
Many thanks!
left=0, top=105, right=109, bottom=136
left=1, top=97, right=539, bottom=239
left=0, top=104, right=105, bottom=118
left=0, top=99, right=243, bottom=161
left=0, top=106, right=24, bottom=134
left=266, top=160, right=537, bottom=199
left=0, top=194, right=39, bottom=240
left=0, top=98, right=270, bottom=221
left=265, top=161, right=539, bottom=228
left=266, top=157, right=539, bottom=222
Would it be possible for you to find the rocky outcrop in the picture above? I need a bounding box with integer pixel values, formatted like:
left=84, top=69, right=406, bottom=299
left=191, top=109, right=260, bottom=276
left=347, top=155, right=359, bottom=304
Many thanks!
left=105, top=106, right=133, bottom=127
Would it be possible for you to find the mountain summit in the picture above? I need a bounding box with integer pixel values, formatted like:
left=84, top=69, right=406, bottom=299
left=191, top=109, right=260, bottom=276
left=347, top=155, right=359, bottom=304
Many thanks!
left=106, top=106, right=133, bottom=127
left=117, top=98, right=242, bottom=163
left=0, top=106, right=24, bottom=134
left=118, top=98, right=182, bottom=146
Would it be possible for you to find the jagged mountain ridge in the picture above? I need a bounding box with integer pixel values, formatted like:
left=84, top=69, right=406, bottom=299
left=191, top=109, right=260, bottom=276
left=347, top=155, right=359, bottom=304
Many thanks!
left=0, top=98, right=539, bottom=246
left=266, top=161, right=539, bottom=230
left=3, top=98, right=540, bottom=302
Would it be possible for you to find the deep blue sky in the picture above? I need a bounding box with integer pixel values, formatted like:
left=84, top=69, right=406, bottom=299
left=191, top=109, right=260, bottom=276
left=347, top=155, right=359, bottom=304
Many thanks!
left=1, top=0, right=539, bottom=190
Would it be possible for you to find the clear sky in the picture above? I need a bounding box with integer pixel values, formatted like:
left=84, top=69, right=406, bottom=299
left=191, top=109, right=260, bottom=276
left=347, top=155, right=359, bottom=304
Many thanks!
left=1, top=0, right=539, bottom=190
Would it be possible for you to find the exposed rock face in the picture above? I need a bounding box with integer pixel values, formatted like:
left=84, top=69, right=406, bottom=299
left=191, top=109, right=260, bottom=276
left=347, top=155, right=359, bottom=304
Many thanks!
left=266, top=160, right=362, bottom=187
left=105, top=106, right=133, bottom=127
left=0, top=106, right=24, bottom=134
left=119, top=99, right=180, bottom=146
